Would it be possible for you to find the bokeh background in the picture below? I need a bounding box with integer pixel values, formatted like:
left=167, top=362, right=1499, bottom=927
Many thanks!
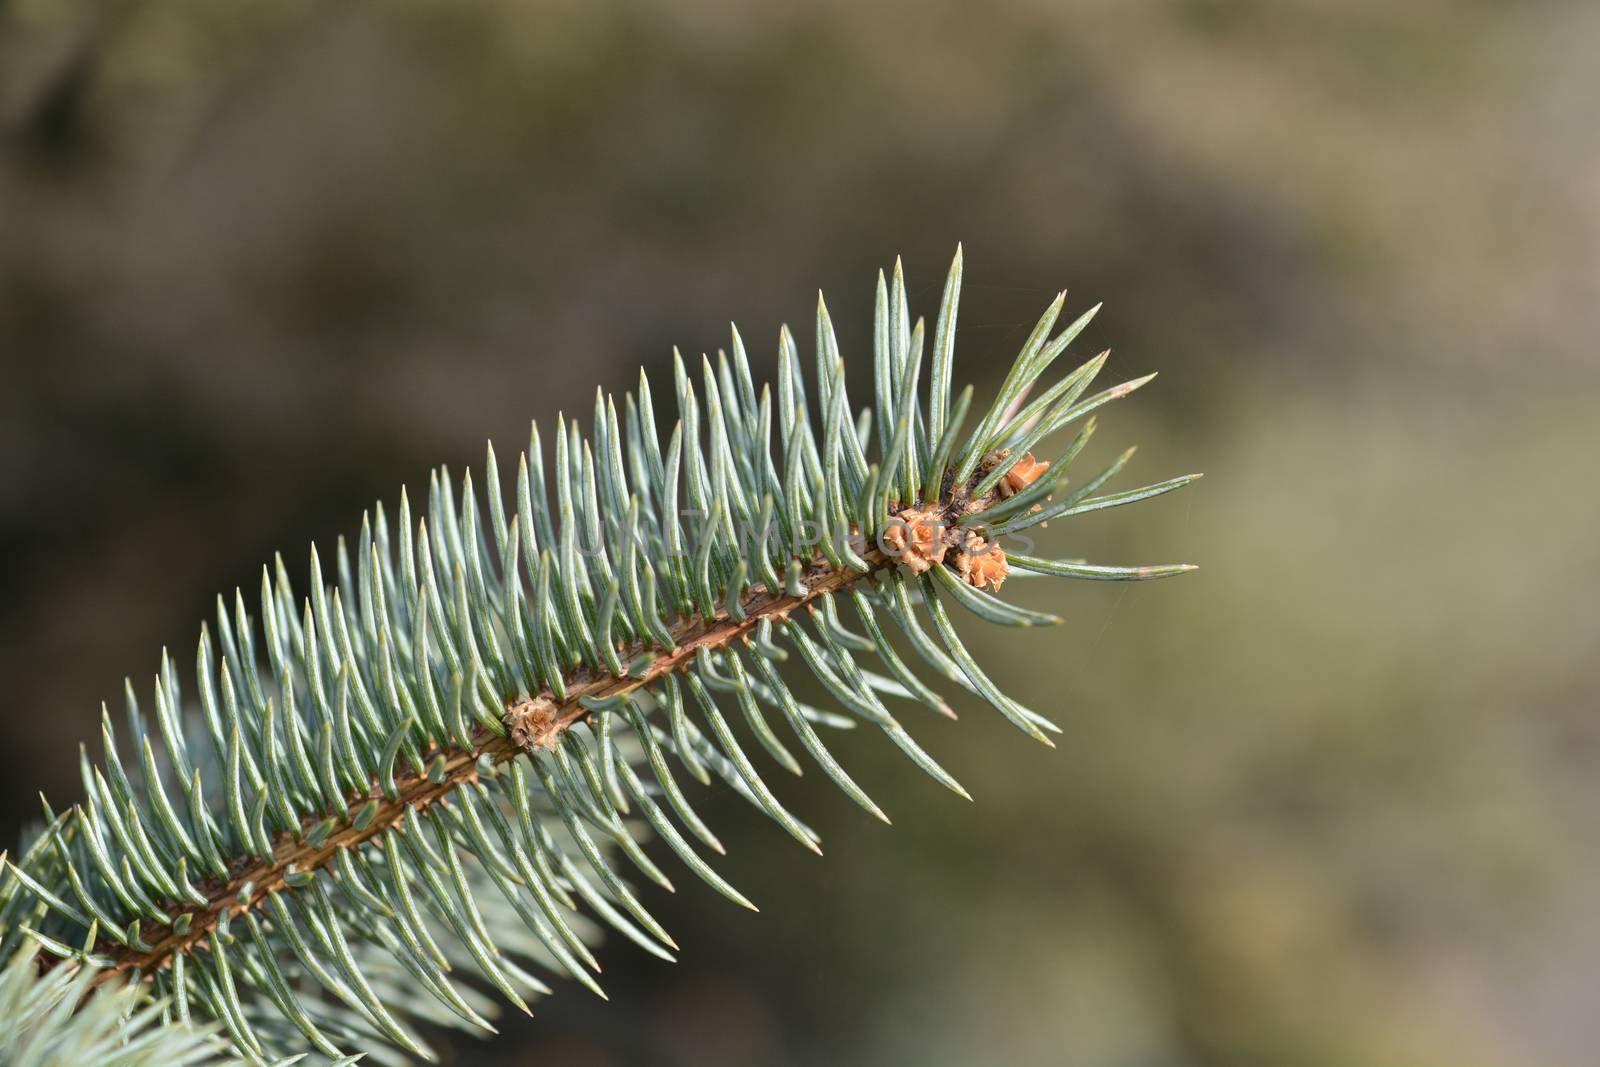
left=4, top=1, right=1599, bottom=1064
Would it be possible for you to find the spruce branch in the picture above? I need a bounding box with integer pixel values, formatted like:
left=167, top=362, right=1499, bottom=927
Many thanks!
left=0, top=248, right=1200, bottom=1065
left=87, top=542, right=905, bottom=984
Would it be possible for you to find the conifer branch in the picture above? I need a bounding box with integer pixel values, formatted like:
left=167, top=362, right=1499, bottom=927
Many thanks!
left=0, top=249, right=1200, bottom=1064
left=91, top=545, right=904, bottom=983
left=89, top=478, right=1017, bottom=983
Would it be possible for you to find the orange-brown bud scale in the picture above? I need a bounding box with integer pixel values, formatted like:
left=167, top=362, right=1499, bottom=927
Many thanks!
left=955, top=530, right=1009, bottom=591
left=882, top=505, right=948, bottom=574
left=1001, top=452, right=1050, bottom=498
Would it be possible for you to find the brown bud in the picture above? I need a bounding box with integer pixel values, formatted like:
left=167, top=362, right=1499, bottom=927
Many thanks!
left=954, top=530, right=1008, bottom=591
left=881, top=505, right=948, bottom=574
left=998, top=452, right=1050, bottom=498
left=504, top=697, right=562, bottom=752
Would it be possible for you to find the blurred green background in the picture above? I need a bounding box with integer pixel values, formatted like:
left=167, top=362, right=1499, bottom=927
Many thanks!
left=3, top=1, right=1599, bottom=1064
